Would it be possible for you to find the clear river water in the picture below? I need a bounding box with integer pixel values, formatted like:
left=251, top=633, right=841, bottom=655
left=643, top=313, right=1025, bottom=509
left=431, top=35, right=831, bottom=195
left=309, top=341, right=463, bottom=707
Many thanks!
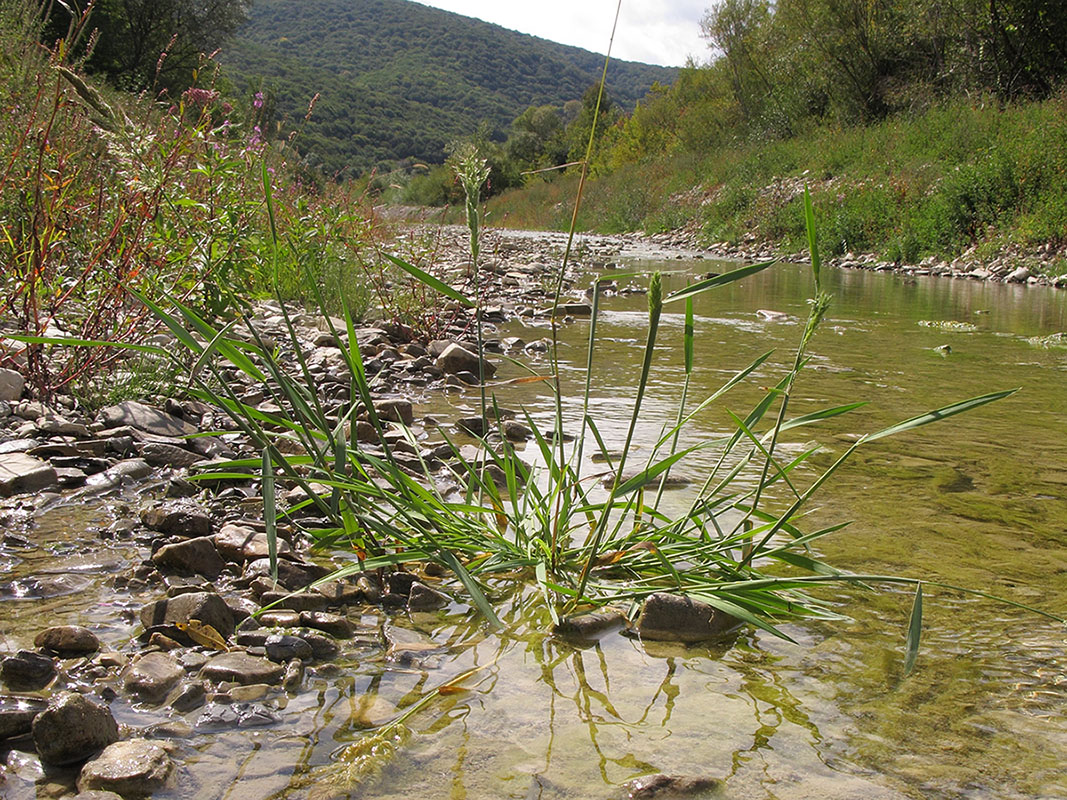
left=2, top=257, right=1065, bottom=799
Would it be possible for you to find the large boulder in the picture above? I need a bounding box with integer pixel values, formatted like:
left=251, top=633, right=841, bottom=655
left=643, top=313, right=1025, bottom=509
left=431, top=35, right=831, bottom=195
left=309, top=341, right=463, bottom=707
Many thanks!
left=77, top=739, right=174, bottom=798
left=32, top=692, right=119, bottom=765
left=635, top=593, right=741, bottom=642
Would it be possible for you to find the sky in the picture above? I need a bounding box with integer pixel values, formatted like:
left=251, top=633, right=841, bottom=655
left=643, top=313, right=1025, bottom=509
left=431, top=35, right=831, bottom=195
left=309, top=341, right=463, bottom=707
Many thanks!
left=411, top=1, right=710, bottom=68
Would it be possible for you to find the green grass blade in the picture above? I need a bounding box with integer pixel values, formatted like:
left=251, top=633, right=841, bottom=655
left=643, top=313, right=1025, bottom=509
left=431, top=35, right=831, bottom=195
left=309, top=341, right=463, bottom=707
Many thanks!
left=665, top=259, right=778, bottom=305
left=262, top=448, right=278, bottom=584
left=804, top=185, right=821, bottom=293
left=864, top=389, right=1018, bottom=443
left=383, top=253, right=474, bottom=308
left=904, top=583, right=923, bottom=676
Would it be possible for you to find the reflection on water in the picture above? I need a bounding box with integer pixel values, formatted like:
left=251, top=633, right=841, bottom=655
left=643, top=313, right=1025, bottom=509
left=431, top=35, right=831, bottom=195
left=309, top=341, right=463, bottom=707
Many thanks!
left=1, top=261, right=1065, bottom=799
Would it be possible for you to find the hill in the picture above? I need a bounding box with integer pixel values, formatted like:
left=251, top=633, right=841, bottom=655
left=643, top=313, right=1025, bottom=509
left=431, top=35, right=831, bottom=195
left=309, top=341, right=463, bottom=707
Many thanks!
left=219, top=0, right=675, bottom=177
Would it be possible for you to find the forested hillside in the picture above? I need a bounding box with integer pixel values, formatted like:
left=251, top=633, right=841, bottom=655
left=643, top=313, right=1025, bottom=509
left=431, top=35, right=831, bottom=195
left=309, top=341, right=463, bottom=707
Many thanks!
left=219, top=0, right=674, bottom=176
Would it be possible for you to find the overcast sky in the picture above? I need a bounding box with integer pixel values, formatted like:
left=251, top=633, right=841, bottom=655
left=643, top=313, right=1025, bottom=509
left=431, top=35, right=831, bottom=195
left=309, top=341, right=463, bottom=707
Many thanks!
left=412, top=1, right=711, bottom=67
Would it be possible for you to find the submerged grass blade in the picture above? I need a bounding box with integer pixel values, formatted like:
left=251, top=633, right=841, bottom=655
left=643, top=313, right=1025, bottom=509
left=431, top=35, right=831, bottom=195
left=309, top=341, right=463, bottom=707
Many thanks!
left=904, top=583, right=923, bottom=676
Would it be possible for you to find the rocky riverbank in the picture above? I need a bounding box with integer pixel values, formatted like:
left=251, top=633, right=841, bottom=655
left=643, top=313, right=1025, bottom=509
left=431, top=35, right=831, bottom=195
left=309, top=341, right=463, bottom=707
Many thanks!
left=0, top=227, right=743, bottom=799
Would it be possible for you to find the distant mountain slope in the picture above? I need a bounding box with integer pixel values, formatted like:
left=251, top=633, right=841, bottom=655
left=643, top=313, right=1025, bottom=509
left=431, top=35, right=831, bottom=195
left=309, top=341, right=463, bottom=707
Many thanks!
left=220, top=0, right=675, bottom=176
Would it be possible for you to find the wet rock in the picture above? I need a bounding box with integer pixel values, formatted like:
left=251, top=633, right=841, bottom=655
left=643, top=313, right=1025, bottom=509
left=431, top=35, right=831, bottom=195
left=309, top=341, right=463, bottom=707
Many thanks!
left=636, top=593, right=740, bottom=642
left=456, top=416, right=487, bottom=436
left=151, top=536, right=225, bottom=579
left=37, top=414, right=92, bottom=437
left=32, top=692, right=119, bottom=765
left=257, top=610, right=302, bottom=628
left=1007, top=266, right=1031, bottom=283
left=295, top=630, right=340, bottom=660
left=236, top=702, right=281, bottom=727
left=200, top=652, right=284, bottom=686
left=624, top=773, right=724, bottom=798
left=553, top=610, right=629, bottom=643
left=72, top=792, right=124, bottom=800
left=214, top=522, right=289, bottom=562
left=83, top=458, right=152, bottom=490
left=298, top=611, right=354, bottom=638
left=244, top=557, right=329, bottom=591
left=264, top=634, right=313, bottom=663
left=167, top=681, right=206, bottom=712
left=194, top=702, right=239, bottom=731
left=123, top=652, right=184, bottom=704
left=501, top=419, right=532, bottom=442
left=0, top=368, right=24, bottom=402
left=0, top=694, right=48, bottom=738
left=314, top=579, right=367, bottom=605
left=140, top=500, right=212, bottom=537
left=282, top=659, right=303, bottom=691
left=258, top=590, right=328, bottom=612
left=436, top=343, right=496, bottom=378
left=407, top=582, right=450, bottom=611
left=140, top=592, right=235, bottom=640
left=0, top=452, right=58, bottom=497
left=77, top=739, right=174, bottom=798
left=98, top=401, right=198, bottom=438
left=34, top=625, right=100, bottom=656
left=1, top=649, right=56, bottom=689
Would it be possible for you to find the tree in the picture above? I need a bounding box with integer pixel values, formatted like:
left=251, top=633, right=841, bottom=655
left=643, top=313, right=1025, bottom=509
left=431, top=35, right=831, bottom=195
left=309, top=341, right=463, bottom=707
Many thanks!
left=51, top=0, right=251, bottom=93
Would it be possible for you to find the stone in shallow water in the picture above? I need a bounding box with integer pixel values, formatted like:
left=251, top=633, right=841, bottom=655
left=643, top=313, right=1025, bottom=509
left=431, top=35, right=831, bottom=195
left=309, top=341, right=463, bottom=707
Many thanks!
left=32, top=692, right=119, bottom=765
left=151, top=536, right=225, bottom=579
left=635, top=593, right=740, bottom=643
left=200, top=652, right=284, bottom=686
left=77, top=739, right=174, bottom=798
left=624, top=773, right=724, bottom=798
left=1, top=650, right=56, bottom=689
left=0, top=368, right=24, bottom=402
left=34, top=625, right=100, bottom=656
left=123, top=652, right=184, bottom=704
left=140, top=500, right=213, bottom=537
left=0, top=694, right=48, bottom=738
left=140, top=591, right=235, bottom=641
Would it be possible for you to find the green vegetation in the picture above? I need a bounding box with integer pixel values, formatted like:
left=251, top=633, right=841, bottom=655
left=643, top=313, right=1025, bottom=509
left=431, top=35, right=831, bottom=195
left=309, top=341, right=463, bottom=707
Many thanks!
left=0, top=1, right=388, bottom=399
left=218, top=0, right=674, bottom=177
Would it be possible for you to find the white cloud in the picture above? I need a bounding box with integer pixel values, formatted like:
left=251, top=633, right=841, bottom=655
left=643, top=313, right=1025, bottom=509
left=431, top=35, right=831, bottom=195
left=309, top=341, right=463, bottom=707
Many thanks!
left=411, top=0, right=710, bottom=67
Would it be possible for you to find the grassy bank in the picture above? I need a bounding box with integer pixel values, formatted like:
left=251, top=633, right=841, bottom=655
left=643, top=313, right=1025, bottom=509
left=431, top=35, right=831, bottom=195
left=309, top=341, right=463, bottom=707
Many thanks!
left=484, top=93, right=1067, bottom=276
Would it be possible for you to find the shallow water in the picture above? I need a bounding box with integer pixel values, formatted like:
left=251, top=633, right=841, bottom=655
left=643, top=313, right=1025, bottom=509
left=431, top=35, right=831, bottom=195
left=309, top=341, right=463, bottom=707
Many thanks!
left=2, top=261, right=1065, bottom=799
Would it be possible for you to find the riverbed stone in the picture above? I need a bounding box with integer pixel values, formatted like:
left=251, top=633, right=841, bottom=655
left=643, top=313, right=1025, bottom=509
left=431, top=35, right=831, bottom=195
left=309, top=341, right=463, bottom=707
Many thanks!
left=34, top=625, right=100, bottom=656
left=0, top=452, right=58, bottom=497
left=140, top=442, right=204, bottom=469
left=264, top=634, right=313, bottom=663
left=98, top=401, right=198, bottom=437
left=32, top=692, right=119, bottom=765
left=151, top=536, right=225, bottom=579
left=200, top=652, right=284, bottom=686
left=258, top=590, right=328, bottom=612
left=636, top=593, right=740, bottom=642
left=407, top=581, right=450, bottom=611
left=298, top=611, right=354, bottom=638
left=140, top=500, right=213, bottom=537
left=553, top=610, right=630, bottom=642
left=435, top=343, right=497, bottom=378
left=0, top=368, right=24, bottom=402
left=377, top=398, right=414, bottom=425
left=0, top=694, right=48, bottom=738
left=214, top=522, right=289, bottom=562
left=123, top=652, right=184, bottom=704
left=140, top=592, right=235, bottom=640
left=77, top=739, right=174, bottom=798
left=1, top=649, right=56, bottom=689
left=624, top=773, right=724, bottom=798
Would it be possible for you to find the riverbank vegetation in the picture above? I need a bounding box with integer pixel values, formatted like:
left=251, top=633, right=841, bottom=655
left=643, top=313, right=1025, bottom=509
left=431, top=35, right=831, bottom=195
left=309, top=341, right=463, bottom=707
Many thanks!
left=468, top=0, right=1067, bottom=276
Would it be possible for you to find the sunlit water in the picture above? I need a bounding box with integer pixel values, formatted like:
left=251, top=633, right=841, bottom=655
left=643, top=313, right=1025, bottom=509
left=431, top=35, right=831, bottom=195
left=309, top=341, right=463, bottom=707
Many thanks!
left=2, top=261, right=1065, bottom=799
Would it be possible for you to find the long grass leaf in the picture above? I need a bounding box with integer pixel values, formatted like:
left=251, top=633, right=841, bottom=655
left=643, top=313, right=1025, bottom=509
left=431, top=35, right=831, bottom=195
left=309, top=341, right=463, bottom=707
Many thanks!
left=903, top=583, right=923, bottom=676
left=864, top=389, right=1018, bottom=442
left=384, top=253, right=474, bottom=307
left=665, top=259, right=778, bottom=305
